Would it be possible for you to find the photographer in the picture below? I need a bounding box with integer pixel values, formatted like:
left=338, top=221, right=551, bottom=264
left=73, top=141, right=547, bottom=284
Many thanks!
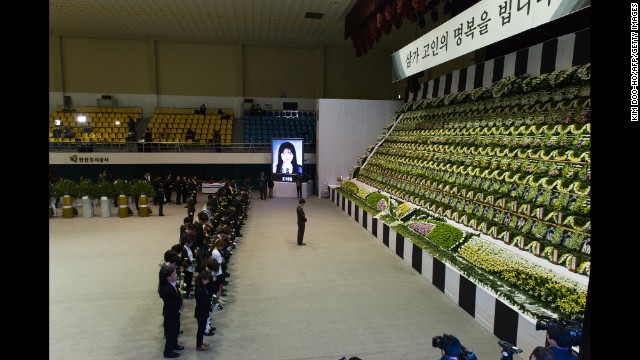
left=530, top=346, right=555, bottom=360
left=436, top=334, right=463, bottom=360
left=545, top=325, right=577, bottom=360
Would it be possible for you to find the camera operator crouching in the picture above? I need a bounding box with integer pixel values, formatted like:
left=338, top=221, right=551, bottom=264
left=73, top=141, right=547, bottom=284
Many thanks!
left=545, top=325, right=578, bottom=360
left=432, top=334, right=477, bottom=360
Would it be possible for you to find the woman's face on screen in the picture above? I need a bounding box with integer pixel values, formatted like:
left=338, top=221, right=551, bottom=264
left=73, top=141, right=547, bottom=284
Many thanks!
left=280, top=148, right=294, bottom=164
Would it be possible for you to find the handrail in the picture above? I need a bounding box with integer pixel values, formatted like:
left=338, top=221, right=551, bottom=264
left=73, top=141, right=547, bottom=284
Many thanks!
left=48, top=141, right=316, bottom=153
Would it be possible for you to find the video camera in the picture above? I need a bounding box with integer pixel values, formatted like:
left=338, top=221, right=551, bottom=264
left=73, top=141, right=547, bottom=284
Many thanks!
left=432, top=334, right=478, bottom=360
left=497, top=340, right=523, bottom=360
left=535, top=315, right=583, bottom=346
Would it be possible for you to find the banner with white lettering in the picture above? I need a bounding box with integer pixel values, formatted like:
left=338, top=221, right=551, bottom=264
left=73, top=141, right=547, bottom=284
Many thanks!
left=391, top=0, right=590, bottom=82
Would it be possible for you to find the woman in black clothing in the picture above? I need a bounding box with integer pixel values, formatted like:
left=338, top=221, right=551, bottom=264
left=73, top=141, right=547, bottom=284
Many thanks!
left=194, top=271, right=213, bottom=351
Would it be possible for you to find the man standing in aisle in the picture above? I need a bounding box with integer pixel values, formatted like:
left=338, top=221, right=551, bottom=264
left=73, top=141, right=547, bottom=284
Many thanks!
left=267, top=176, right=274, bottom=199
left=295, top=174, right=303, bottom=199
left=296, top=198, right=307, bottom=246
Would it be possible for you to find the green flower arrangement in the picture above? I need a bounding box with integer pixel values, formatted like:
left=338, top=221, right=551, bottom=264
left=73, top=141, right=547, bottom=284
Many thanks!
left=426, top=221, right=464, bottom=250
left=77, top=179, right=100, bottom=199
left=531, top=222, right=548, bottom=239
left=54, top=178, right=79, bottom=198
left=573, top=182, right=591, bottom=196
left=49, top=182, right=60, bottom=198
left=563, top=231, right=585, bottom=251
left=577, top=261, right=590, bottom=275
left=129, top=180, right=156, bottom=198
left=113, top=179, right=132, bottom=197
left=338, top=65, right=591, bottom=319
left=458, top=237, right=586, bottom=318
left=96, top=181, right=116, bottom=199
left=366, top=192, right=389, bottom=213
left=341, top=180, right=359, bottom=194
left=395, top=202, right=417, bottom=220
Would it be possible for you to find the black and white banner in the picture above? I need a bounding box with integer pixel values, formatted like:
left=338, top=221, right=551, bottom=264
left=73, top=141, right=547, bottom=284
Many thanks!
left=392, top=0, right=590, bottom=81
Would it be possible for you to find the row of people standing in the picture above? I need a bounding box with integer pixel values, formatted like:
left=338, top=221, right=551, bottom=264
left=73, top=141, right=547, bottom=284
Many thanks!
left=158, top=178, right=252, bottom=358
left=150, top=173, right=199, bottom=205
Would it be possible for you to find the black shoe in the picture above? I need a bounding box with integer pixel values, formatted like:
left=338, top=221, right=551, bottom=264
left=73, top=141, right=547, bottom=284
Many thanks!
left=204, top=331, right=215, bottom=336
left=179, top=330, right=183, bottom=334
left=164, top=352, right=180, bottom=358
left=174, top=344, right=185, bottom=350
left=225, top=272, right=230, bottom=277
left=223, top=281, right=229, bottom=286
left=298, top=243, right=306, bottom=246
left=159, top=214, right=165, bottom=216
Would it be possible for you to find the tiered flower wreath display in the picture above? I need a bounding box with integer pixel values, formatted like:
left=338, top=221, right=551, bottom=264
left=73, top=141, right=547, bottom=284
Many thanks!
left=342, top=64, right=590, bottom=321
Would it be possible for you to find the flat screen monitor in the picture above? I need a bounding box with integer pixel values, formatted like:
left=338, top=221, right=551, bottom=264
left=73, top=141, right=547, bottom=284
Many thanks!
left=271, top=138, right=303, bottom=182
left=283, top=101, right=298, bottom=110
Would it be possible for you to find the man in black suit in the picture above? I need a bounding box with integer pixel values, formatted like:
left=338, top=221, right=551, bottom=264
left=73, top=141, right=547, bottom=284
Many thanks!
left=295, top=174, right=303, bottom=199
left=159, top=268, right=184, bottom=358
left=296, top=198, right=307, bottom=245
left=156, top=182, right=165, bottom=216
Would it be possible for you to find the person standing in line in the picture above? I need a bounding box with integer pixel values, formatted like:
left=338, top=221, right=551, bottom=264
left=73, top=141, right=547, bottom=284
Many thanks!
left=203, top=258, right=221, bottom=336
left=267, top=176, right=274, bottom=198
left=173, top=175, right=183, bottom=205
left=165, top=174, right=174, bottom=204
left=194, top=271, right=213, bottom=351
left=186, top=193, right=196, bottom=223
left=157, top=182, right=165, bottom=216
left=180, top=175, right=189, bottom=207
left=188, top=176, right=198, bottom=203
left=159, top=267, right=184, bottom=358
left=258, top=172, right=267, bottom=200
left=296, top=198, right=307, bottom=246
left=210, top=238, right=227, bottom=304
left=295, top=174, right=303, bottom=199
left=180, top=235, right=196, bottom=299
